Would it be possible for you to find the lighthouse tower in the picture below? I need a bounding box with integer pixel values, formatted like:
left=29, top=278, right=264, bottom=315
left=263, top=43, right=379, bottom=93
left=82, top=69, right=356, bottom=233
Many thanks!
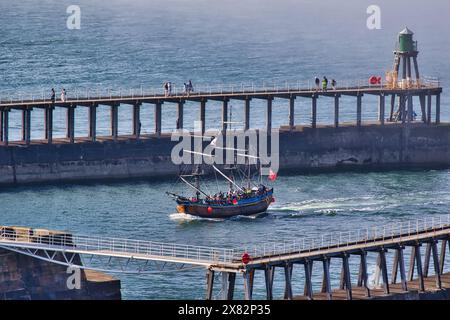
left=392, top=27, right=420, bottom=88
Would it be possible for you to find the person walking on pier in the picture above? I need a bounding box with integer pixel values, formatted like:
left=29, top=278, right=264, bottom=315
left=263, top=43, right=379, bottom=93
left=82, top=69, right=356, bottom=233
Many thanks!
left=188, top=80, right=194, bottom=94
left=183, top=83, right=188, bottom=95
left=50, top=88, right=56, bottom=103
left=331, top=79, right=336, bottom=90
left=61, top=88, right=67, bottom=102
left=167, top=82, right=172, bottom=96
left=164, top=82, right=169, bottom=97
left=322, top=77, right=328, bottom=91
left=315, top=77, right=320, bottom=91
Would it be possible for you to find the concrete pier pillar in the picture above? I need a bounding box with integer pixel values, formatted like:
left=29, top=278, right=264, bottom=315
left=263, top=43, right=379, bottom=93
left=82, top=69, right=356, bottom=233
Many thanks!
left=176, top=101, right=184, bottom=130
left=398, top=247, right=408, bottom=291
left=227, top=273, right=236, bottom=300
left=427, top=94, right=432, bottom=124
left=399, top=94, right=406, bottom=124
left=66, top=105, right=75, bottom=143
left=436, top=93, right=441, bottom=124
left=304, top=260, right=313, bottom=300
left=415, top=245, right=425, bottom=291
left=244, top=98, right=251, bottom=131
left=154, top=102, right=162, bottom=136
left=431, top=241, right=442, bottom=289
left=356, top=94, right=362, bottom=127
left=2, top=109, right=9, bottom=145
left=439, top=240, right=447, bottom=274
left=342, top=254, right=352, bottom=300
left=284, top=263, right=293, bottom=300
left=266, top=97, right=273, bottom=135
left=222, top=99, right=228, bottom=133
left=199, top=100, right=206, bottom=134
left=22, top=108, right=31, bottom=144
left=110, top=104, right=119, bottom=140
left=311, top=95, right=317, bottom=129
left=264, top=266, right=275, bottom=300
left=380, top=250, right=390, bottom=294
left=89, top=104, right=97, bottom=142
left=378, top=94, right=385, bottom=125
left=0, top=110, right=3, bottom=142
left=243, top=270, right=254, bottom=300
left=389, top=94, right=396, bottom=122
left=133, top=103, right=141, bottom=138
left=289, top=96, right=295, bottom=130
left=322, top=258, right=332, bottom=300
left=46, top=106, right=54, bottom=144
left=205, top=270, right=214, bottom=300
left=407, top=94, right=413, bottom=123
left=334, top=94, right=340, bottom=128
left=419, top=94, right=426, bottom=123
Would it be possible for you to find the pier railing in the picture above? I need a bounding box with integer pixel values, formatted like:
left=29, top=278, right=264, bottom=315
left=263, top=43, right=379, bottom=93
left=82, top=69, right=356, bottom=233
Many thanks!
left=0, top=78, right=441, bottom=105
left=241, top=215, right=450, bottom=261
left=0, top=228, right=235, bottom=264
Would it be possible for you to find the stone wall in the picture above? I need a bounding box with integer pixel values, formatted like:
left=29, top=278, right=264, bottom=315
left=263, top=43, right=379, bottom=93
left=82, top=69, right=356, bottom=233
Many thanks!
left=0, top=226, right=121, bottom=300
left=0, top=123, right=449, bottom=185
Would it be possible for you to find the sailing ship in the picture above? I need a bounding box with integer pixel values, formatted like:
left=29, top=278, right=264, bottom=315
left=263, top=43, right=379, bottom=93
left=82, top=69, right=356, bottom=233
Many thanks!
left=167, top=163, right=274, bottom=219
left=167, top=105, right=275, bottom=219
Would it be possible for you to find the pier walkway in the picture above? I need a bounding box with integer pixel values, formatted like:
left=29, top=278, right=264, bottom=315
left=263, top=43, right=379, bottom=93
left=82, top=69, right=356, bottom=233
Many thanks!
left=2, top=216, right=450, bottom=299
left=0, top=81, right=443, bottom=146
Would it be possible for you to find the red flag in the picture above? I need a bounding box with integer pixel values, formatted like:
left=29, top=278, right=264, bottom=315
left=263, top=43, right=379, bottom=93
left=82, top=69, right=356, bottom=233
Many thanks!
left=268, top=169, right=277, bottom=182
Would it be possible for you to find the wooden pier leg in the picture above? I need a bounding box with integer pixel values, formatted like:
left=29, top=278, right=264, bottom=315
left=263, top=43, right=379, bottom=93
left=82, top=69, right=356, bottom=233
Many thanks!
left=398, top=247, right=408, bottom=291
left=322, top=258, right=332, bottom=300
left=205, top=270, right=215, bottom=300
left=154, top=102, right=162, bottom=137
left=356, top=94, right=362, bottom=127
left=199, top=99, right=206, bottom=134
left=243, top=270, right=254, bottom=300
left=334, top=94, right=340, bottom=128
left=342, top=254, right=352, bottom=300
left=284, top=263, right=293, bottom=300
left=389, top=94, right=396, bottom=122
left=391, top=249, right=399, bottom=284
left=289, top=96, right=295, bottom=130
left=439, top=239, right=447, bottom=274
left=89, top=104, right=97, bottom=142
left=340, top=263, right=345, bottom=290
left=176, top=101, right=184, bottom=130
left=311, top=95, right=317, bottom=129
left=415, top=245, right=425, bottom=292
left=227, top=272, right=236, bottom=300
left=378, top=94, right=385, bottom=125
left=360, top=252, right=370, bottom=297
left=304, top=260, right=313, bottom=300
left=110, top=104, right=118, bottom=140
left=222, top=99, right=228, bottom=133
left=419, top=94, right=426, bottom=123
left=380, top=250, right=390, bottom=294
left=408, top=246, right=416, bottom=281
left=264, top=265, right=275, bottom=300
left=244, top=98, right=251, bottom=131
left=132, top=103, right=141, bottom=138
left=431, top=241, right=442, bottom=289
left=436, top=93, right=441, bottom=124
left=66, top=105, right=75, bottom=143
left=423, top=243, right=432, bottom=277
left=46, top=107, right=53, bottom=144
left=266, top=97, right=273, bottom=136
left=221, top=272, right=229, bottom=300
left=427, top=94, right=432, bottom=125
